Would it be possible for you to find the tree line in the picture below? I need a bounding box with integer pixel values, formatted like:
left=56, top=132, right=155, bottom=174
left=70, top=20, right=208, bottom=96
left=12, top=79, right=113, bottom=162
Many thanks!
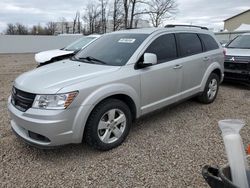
left=5, top=0, right=177, bottom=35
left=5, top=22, right=57, bottom=35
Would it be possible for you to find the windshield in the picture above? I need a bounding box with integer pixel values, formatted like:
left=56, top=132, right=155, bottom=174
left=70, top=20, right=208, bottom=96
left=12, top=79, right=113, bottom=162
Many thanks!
left=64, top=37, right=96, bottom=51
left=227, top=35, right=250, bottom=49
left=75, top=33, right=149, bottom=66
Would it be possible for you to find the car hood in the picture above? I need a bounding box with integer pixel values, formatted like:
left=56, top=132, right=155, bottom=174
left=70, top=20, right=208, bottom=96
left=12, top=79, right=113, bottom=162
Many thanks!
left=35, top=49, right=74, bottom=63
left=225, top=48, right=250, bottom=56
left=14, top=60, right=121, bottom=94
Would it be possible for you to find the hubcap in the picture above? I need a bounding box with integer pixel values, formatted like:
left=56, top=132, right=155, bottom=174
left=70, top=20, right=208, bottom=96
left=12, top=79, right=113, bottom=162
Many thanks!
left=207, top=78, right=218, bottom=100
left=97, top=109, right=126, bottom=144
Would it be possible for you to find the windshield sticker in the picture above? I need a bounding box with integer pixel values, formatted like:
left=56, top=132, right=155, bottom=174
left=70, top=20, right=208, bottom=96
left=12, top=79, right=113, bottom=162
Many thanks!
left=118, top=38, right=136, bottom=43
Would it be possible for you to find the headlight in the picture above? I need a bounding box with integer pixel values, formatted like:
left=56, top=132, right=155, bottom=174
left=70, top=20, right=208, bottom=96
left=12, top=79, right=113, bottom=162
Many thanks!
left=32, top=91, right=78, bottom=110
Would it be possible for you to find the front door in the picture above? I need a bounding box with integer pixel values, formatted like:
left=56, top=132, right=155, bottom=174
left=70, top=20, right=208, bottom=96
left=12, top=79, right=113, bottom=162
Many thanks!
left=139, top=33, right=182, bottom=115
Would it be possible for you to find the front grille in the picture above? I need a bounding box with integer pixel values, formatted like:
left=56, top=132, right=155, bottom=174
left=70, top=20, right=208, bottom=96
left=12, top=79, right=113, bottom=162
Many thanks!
left=225, top=55, right=250, bottom=63
left=224, top=72, right=250, bottom=82
left=224, top=62, right=250, bottom=71
left=11, top=87, right=36, bottom=112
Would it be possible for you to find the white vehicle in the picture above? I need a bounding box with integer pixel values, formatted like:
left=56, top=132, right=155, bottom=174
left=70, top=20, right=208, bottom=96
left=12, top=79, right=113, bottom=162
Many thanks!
left=35, top=35, right=100, bottom=66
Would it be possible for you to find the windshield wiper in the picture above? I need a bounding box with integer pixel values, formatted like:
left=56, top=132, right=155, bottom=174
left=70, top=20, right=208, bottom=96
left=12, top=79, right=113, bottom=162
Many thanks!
left=78, top=56, right=107, bottom=65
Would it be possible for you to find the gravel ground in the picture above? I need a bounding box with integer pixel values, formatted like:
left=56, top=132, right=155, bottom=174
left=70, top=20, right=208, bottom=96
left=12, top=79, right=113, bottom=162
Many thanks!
left=0, top=54, right=250, bottom=187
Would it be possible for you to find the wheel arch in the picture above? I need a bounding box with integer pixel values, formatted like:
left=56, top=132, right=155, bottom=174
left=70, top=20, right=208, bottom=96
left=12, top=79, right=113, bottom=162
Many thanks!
left=72, top=83, right=140, bottom=142
left=201, top=62, right=223, bottom=91
left=211, top=68, right=222, bottom=82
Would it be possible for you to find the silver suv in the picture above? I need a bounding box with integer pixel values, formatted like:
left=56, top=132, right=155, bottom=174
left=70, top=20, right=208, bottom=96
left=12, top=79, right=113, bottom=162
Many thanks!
left=8, top=25, right=224, bottom=150
left=224, top=33, right=250, bottom=83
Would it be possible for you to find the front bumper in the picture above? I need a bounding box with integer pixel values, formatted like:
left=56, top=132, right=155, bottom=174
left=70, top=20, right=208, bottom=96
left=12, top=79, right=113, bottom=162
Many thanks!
left=8, top=96, right=82, bottom=147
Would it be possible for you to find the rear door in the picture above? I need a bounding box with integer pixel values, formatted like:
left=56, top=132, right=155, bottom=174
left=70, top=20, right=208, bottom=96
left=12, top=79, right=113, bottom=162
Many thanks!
left=198, top=33, right=221, bottom=71
left=176, top=33, right=205, bottom=97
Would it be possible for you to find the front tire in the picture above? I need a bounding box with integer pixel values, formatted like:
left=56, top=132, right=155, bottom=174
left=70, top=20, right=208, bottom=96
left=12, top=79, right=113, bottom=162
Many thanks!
left=197, top=73, right=219, bottom=104
left=84, top=98, right=132, bottom=151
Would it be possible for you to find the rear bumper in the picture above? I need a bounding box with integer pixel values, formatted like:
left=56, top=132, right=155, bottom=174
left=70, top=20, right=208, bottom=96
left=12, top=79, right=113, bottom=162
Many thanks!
left=224, top=69, right=250, bottom=83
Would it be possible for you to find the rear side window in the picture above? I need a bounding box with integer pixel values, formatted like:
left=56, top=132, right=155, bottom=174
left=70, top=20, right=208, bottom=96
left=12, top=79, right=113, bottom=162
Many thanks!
left=199, top=34, right=219, bottom=51
left=145, top=34, right=177, bottom=63
left=178, top=33, right=202, bottom=57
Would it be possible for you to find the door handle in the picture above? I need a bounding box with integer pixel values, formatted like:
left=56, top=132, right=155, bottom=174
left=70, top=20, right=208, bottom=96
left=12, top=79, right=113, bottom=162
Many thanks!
left=173, top=64, right=183, bottom=69
left=203, top=57, right=210, bottom=61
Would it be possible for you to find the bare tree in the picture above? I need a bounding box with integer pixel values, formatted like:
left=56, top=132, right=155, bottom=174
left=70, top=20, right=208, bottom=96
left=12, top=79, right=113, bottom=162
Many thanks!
left=73, top=12, right=77, bottom=34
left=99, top=0, right=108, bottom=33
left=59, top=17, right=66, bottom=34
left=112, top=0, right=124, bottom=31
left=47, top=22, right=57, bottom=35
left=30, top=25, right=38, bottom=35
left=65, top=22, right=70, bottom=33
left=82, top=2, right=101, bottom=34
left=15, top=23, right=29, bottom=35
left=73, top=11, right=81, bottom=34
left=129, top=0, right=137, bottom=28
left=144, top=0, right=177, bottom=27
left=5, top=23, right=17, bottom=35
left=77, top=12, right=81, bottom=33
left=123, top=0, right=130, bottom=29
left=36, top=24, right=46, bottom=35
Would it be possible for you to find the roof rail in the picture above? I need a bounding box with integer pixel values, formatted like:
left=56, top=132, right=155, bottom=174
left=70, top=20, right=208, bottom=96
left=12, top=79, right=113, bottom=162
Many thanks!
left=165, top=24, right=208, bottom=30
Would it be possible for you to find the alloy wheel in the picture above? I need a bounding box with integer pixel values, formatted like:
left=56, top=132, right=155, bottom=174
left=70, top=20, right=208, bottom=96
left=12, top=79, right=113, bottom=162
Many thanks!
left=97, top=109, right=126, bottom=144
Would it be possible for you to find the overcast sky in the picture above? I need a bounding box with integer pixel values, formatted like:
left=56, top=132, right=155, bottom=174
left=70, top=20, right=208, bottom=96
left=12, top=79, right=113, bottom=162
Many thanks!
left=0, top=0, right=250, bottom=33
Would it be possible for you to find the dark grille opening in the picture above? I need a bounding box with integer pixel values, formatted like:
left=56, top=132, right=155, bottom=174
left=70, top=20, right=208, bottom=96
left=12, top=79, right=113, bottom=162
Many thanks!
left=224, top=72, right=250, bottom=82
left=224, top=62, right=250, bottom=71
left=28, top=131, right=50, bottom=143
left=11, top=87, right=36, bottom=112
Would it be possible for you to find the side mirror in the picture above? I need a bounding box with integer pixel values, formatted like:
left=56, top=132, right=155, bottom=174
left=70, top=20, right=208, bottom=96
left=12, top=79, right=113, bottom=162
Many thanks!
left=144, top=53, right=157, bottom=65
left=137, top=53, right=157, bottom=68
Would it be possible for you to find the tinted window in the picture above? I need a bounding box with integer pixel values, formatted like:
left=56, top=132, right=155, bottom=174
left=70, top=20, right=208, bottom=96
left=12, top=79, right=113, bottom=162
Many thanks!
left=75, top=33, right=149, bottom=66
left=178, top=33, right=202, bottom=57
left=145, top=34, right=177, bottom=63
left=199, top=34, right=219, bottom=51
left=227, top=35, right=250, bottom=49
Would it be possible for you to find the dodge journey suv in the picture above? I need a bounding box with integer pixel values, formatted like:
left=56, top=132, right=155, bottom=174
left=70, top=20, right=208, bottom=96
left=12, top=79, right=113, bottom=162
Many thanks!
left=8, top=25, right=224, bottom=150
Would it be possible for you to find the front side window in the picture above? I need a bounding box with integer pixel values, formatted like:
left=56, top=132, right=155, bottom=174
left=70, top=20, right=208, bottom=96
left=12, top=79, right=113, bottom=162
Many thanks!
left=75, top=33, right=149, bottom=66
left=145, top=34, right=177, bottom=63
left=227, top=35, right=250, bottom=49
left=178, top=33, right=202, bottom=57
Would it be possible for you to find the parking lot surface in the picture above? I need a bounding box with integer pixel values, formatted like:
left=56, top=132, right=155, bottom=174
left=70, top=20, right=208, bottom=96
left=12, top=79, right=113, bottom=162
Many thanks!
left=1, top=54, right=250, bottom=187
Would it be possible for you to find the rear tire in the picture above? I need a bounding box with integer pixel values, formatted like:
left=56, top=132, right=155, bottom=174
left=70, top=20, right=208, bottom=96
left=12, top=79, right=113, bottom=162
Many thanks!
left=84, top=98, right=132, bottom=151
left=197, top=73, right=219, bottom=104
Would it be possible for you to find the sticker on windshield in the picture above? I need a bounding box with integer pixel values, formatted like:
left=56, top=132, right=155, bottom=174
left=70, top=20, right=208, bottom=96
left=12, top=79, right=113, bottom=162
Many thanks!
left=118, top=38, right=136, bottom=43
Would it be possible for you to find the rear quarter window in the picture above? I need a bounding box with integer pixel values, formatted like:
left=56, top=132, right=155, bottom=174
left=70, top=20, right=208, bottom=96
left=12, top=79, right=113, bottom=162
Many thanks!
left=199, top=34, right=219, bottom=51
left=178, top=33, right=202, bottom=57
